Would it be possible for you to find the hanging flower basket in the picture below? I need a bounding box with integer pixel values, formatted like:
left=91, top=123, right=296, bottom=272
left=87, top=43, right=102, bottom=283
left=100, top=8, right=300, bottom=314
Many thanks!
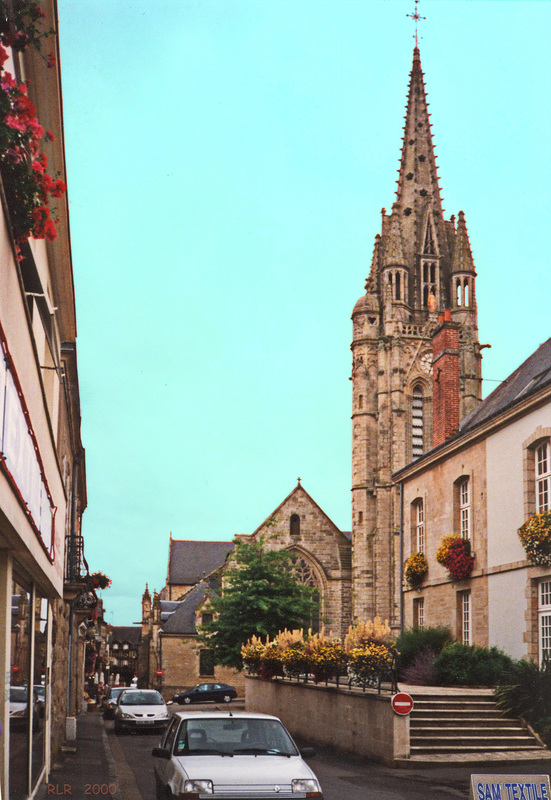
left=436, top=535, right=474, bottom=581
left=517, top=512, right=551, bottom=566
left=90, top=571, right=112, bottom=590
left=404, top=551, right=428, bottom=589
left=0, top=2, right=65, bottom=254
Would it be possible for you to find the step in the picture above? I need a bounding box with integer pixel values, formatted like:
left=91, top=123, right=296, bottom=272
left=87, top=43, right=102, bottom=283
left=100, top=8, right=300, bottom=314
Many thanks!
left=411, top=718, right=516, bottom=728
left=411, top=744, right=545, bottom=755
left=411, top=727, right=532, bottom=738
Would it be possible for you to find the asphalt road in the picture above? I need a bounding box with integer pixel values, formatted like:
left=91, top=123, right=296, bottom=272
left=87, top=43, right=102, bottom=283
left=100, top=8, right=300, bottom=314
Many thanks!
left=105, top=703, right=549, bottom=800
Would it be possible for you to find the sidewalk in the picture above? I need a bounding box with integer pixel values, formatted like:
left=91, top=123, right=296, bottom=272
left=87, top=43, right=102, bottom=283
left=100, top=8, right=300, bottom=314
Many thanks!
left=37, top=712, right=116, bottom=800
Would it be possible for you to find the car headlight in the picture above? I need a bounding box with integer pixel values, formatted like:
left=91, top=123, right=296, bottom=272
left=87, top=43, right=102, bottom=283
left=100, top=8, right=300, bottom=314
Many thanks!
left=182, top=780, right=213, bottom=794
left=121, top=712, right=134, bottom=719
left=292, top=778, right=322, bottom=795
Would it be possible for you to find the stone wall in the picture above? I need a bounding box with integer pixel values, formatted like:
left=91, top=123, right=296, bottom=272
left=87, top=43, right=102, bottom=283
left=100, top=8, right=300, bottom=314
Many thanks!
left=150, top=634, right=245, bottom=699
left=245, top=676, right=409, bottom=765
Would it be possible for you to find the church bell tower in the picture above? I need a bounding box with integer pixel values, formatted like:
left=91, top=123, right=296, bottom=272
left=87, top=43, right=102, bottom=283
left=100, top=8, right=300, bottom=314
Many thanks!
left=351, top=47, right=483, bottom=627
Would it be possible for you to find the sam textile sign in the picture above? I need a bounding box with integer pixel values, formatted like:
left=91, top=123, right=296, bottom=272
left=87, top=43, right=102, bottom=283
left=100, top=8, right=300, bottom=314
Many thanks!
left=470, top=775, right=550, bottom=800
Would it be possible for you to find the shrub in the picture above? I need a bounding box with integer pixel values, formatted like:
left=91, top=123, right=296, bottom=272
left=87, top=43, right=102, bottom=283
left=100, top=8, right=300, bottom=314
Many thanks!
left=434, top=643, right=513, bottom=686
left=344, top=617, right=392, bottom=650
left=401, top=648, right=437, bottom=686
left=494, top=658, right=551, bottom=744
left=395, top=626, right=452, bottom=677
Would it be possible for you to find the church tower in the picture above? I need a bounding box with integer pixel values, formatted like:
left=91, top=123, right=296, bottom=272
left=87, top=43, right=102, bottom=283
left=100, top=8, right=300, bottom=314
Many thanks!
left=351, top=47, right=483, bottom=628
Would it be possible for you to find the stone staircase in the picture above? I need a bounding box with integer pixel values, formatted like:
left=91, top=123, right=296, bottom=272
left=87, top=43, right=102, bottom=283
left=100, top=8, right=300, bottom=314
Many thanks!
left=409, top=691, right=546, bottom=756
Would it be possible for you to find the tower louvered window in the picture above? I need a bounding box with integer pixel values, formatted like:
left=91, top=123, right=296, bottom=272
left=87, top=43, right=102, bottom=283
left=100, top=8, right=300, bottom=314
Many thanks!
left=412, top=386, right=424, bottom=458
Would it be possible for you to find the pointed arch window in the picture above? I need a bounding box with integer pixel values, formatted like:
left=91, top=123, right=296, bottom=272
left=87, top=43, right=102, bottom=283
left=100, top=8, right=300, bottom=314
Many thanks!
left=421, top=261, right=437, bottom=308
left=455, top=277, right=471, bottom=308
left=411, top=385, right=424, bottom=458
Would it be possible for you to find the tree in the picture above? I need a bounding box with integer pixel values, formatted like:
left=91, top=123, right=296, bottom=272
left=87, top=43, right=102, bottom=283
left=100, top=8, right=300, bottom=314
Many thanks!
left=197, top=536, right=319, bottom=670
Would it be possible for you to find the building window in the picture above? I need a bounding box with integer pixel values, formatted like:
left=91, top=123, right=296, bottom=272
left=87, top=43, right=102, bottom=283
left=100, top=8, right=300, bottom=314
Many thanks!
left=415, top=499, right=425, bottom=552
left=539, top=580, right=551, bottom=666
left=358, top=511, right=363, bottom=524
left=199, top=649, right=215, bottom=676
left=201, top=612, right=213, bottom=626
left=413, top=598, right=424, bottom=630
left=458, top=477, right=471, bottom=540
left=411, top=385, right=424, bottom=458
left=536, top=441, right=550, bottom=513
left=459, top=591, right=471, bottom=645
left=290, top=514, right=300, bottom=538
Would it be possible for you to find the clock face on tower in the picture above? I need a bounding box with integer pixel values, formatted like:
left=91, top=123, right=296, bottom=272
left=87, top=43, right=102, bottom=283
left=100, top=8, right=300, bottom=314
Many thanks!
left=420, top=352, right=433, bottom=375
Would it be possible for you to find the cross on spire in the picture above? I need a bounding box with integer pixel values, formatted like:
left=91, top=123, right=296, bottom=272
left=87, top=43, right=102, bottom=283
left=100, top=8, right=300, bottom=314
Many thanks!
left=407, top=0, right=426, bottom=48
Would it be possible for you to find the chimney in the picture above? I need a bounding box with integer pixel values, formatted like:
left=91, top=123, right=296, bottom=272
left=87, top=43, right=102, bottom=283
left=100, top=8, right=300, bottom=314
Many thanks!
left=432, top=309, right=460, bottom=447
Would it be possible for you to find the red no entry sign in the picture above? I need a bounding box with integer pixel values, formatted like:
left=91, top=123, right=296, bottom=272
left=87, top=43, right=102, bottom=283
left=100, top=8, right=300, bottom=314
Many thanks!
left=391, top=692, right=414, bottom=715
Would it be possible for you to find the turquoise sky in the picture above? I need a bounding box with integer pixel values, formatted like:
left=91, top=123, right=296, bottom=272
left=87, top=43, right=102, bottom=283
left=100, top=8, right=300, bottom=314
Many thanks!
left=57, top=0, right=551, bottom=625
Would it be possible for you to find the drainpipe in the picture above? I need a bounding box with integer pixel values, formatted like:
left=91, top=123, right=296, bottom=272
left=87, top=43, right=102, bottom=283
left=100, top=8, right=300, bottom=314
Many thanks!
left=399, top=480, right=404, bottom=635
left=67, top=453, right=81, bottom=718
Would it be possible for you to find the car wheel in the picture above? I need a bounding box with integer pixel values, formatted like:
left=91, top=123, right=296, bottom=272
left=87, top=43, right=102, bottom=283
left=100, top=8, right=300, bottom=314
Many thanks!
left=223, top=695, right=231, bottom=703
left=184, top=696, right=191, bottom=704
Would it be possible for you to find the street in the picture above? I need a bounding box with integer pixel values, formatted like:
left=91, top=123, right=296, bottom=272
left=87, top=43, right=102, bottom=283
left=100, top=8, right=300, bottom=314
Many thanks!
left=92, top=703, right=548, bottom=800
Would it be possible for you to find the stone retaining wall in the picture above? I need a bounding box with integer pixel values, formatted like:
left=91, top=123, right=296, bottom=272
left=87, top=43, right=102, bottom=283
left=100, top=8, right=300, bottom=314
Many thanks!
left=245, top=676, right=409, bottom=765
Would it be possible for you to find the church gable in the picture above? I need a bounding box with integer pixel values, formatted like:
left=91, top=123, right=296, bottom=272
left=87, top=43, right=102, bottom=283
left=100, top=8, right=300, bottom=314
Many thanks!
left=250, top=481, right=351, bottom=578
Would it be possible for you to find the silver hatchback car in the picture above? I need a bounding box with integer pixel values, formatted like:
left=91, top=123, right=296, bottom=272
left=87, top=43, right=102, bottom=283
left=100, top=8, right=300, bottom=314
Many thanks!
left=152, top=710, right=323, bottom=799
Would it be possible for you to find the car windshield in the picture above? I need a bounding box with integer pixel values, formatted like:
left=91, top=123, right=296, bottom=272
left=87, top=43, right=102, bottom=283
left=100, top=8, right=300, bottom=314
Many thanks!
left=175, top=717, right=298, bottom=757
left=10, top=687, right=28, bottom=702
left=110, top=687, right=126, bottom=699
left=119, top=691, right=164, bottom=706
left=34, top=686, right=45, bottom=699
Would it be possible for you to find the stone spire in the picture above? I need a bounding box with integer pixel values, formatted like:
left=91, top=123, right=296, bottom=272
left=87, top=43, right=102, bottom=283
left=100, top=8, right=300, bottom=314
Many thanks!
left=451, top=210, right=475, bottom=274
left=395, top=48, right=445, bottom=271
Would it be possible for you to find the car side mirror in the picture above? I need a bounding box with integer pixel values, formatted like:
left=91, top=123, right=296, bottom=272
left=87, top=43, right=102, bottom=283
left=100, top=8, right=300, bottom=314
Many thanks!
left=300, top=747, right=316, bottom=759
left=151, top=747, right=171, bottom=760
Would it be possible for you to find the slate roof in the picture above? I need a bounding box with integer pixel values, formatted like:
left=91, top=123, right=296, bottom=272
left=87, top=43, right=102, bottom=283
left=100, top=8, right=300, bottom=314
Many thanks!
left=168, top=540, right=234, bottom=586
left=160, top=585, right=207, bottom=635
left=109, top=626, right=141, bottom=646
left=460, top=338, right=551, bottom=434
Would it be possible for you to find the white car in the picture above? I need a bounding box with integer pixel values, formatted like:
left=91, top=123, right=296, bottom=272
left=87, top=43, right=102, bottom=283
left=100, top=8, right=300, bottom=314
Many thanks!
left=113, top=688, right=170, bottom=733
left=152, top=710, right=323, bottom=799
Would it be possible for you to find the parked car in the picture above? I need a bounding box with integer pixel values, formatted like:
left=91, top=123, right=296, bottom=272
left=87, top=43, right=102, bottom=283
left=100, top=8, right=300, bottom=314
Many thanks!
left=172, top=682, right=237, bottom=705
left=113, top=689, right=170, bottom=734
left=152, top=710, right=323, bottom=799
left=103, top=686, right=132, bottom=719
left=9, top=686, right=40, bottom=729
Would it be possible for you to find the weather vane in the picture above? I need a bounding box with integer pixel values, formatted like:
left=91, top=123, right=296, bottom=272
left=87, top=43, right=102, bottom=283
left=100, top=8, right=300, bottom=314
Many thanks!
left=407, top=0, right=426, bottom=48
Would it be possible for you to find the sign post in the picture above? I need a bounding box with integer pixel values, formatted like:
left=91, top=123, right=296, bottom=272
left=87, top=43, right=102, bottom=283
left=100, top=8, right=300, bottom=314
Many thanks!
left=391, top=692, right=414, bottom=716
